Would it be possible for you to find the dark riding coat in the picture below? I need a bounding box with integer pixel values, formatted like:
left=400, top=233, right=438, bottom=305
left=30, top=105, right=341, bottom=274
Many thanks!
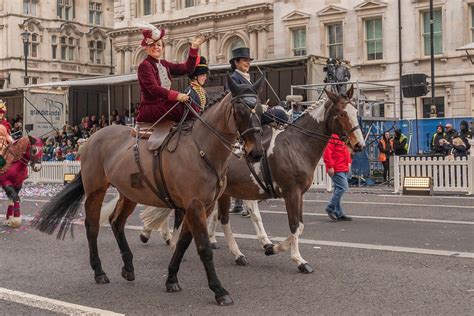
left=136, top=47, right=199, bottom=123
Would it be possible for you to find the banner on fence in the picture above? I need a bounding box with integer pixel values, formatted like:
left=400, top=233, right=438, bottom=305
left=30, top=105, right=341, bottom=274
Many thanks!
left=24, top=89, right=66, bottom=138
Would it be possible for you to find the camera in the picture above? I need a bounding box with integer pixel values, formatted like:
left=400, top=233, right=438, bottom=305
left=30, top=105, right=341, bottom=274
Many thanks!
left=323, top=58, right=338, bottom=83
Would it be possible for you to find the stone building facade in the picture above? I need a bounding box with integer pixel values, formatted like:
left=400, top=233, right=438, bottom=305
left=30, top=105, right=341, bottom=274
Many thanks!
left=110, top=0, right=274, bottom=73
left=0, top=0, right=115, bottom=89
left=273, top=0, right=474, bottom=119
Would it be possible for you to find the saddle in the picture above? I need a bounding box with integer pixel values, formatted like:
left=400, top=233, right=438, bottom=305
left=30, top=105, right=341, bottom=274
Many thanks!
left=131, top=120, right=176, bottom=151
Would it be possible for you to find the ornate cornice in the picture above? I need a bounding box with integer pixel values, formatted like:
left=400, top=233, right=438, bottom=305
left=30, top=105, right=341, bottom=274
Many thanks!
left=19, top=18, right=45, bottom=31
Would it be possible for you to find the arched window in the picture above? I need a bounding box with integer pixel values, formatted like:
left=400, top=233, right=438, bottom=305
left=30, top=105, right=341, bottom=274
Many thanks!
left=228, top=37, right=245, bottom=59
left=60, top=36, right=75, bottom=61
left=89, top=40, right=104, bottom=64
left=181, top=47, right=189, bottom=61
left=184, top=0, right=195, bottom=8
left=51, top=35, right=58, bottom=59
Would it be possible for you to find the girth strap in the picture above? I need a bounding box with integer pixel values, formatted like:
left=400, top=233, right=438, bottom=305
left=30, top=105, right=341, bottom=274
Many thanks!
left=244, top=150, right=277, bottom=198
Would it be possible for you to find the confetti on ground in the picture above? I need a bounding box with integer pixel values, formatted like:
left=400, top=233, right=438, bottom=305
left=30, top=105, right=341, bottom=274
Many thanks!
left=0, top=183, right=64, bottom=199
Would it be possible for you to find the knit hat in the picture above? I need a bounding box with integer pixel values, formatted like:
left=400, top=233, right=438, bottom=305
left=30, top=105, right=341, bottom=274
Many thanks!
left=136, top=22, right=165, bottom=47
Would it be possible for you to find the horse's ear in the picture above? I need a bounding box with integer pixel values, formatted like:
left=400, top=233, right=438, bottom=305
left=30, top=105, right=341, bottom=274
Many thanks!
left=28, top=135, right=36, bottom=145
left=252, top=74, right=265, bottom=93
left=227, top=72, right=239, bottom=96
left=325, top=89, right=338, bottom=103
left=346, top=84, right=354, bottom=99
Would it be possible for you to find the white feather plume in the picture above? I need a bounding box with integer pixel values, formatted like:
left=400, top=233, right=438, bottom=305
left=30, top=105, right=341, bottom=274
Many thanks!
left=135, top=21, right=162, bottom=40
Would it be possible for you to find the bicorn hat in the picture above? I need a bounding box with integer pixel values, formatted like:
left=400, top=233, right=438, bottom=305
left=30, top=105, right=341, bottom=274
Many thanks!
left=0, top=100, right=6, bottom=114
left=136, top=21, right=165, bottom=47
left=189, top=56, right=209, bottom=79
left=229, top=47, right=253, bottom=64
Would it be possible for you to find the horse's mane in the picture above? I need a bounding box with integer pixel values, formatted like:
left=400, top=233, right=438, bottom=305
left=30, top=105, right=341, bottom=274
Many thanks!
left=293, top=98, right=326, bottom=123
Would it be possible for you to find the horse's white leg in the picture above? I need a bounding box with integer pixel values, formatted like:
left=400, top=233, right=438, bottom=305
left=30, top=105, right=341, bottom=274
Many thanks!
left=289, top=223, right=312, bottom=273
left=244, top=200, right=273, bottom=248
left=169, top=221, right=183, bottom=251
left=221, top=223, right=248, bottom=266
left=207, top=206, right=219, bottom=248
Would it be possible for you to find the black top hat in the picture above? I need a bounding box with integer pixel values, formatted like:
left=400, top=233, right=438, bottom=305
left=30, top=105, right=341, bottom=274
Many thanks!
left=189, top=56, right=209, bottom=79
left=229, top=47, right=253, bottom=64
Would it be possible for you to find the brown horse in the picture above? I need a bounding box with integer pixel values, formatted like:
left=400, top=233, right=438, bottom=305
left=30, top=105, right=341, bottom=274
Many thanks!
left=32, top=75, right=265, bottom=306
left=140, top=87, right=365, bottom=273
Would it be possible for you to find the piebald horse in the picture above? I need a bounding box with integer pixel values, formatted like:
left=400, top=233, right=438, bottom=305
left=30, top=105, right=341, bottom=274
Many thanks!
left=32, top=75, right=265, bottom=306
left=140, top=87, right=365, bottom=273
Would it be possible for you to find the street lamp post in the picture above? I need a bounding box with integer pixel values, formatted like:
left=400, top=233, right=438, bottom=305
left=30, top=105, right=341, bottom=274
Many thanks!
left=21, top=28, right=30, bottom=86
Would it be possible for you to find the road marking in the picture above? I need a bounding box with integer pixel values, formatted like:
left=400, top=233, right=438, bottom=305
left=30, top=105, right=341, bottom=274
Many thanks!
left=0, top=287, right=124, bottom=315
left=302, top=199, right=474, bottom=210
left=377, top=194, right=474, bottom=199
left=120, top=225, right=474, bottom=259
left=257, top=210, right=474, bottom=225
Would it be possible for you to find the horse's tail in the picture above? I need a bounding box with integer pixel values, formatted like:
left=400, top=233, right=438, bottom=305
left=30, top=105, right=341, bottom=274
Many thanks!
left=99, top=192, right=120, bottom=225
left=31, top=171, right=85, bottom=240
left=140, top=206, right=172, bottom=231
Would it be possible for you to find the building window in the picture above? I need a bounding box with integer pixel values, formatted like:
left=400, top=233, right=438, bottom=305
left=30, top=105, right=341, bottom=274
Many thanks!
left=23, top=0, right=37, bottom=15
left=143, top=0, right=152, bottom=15
left=89, top=2, right=102, bottom=25
left=228, top=37, right=245, bottom=59
left=422, top=9, right=442, bottom=56
left=52, top=35, right=57, bottom=59
left=471, top=6, right=474, bottom=41
left=365, top=18, right=383, bottom=60
left=184, top=0, right=195, bottom=8
left=422, top=96, right=445, bottom=118
left=60, top=36, right=75, bottom=61
left=27, top=33, right=40, bottom=58
left=292, top=28, right=306, bottom=56
left=58, top=0, right=73, bottom=20
left=89, top=40, right=104, bottom=64
left=327, top=23, right=343, bottom=59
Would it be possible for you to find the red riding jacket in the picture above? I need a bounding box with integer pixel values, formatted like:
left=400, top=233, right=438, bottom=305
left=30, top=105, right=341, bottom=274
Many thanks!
left=0, top=119, right=11, bottom=134
left=136, top=48, right=199, bottom=123
left=323, top=134, right=352, bottom=173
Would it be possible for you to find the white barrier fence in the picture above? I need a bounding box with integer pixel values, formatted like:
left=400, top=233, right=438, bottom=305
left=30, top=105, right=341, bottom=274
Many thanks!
left=26, top=161, right=81, bottom=184
left=27, top=160, right=333, bottom=190
left=394, top=156, right=474, bottom=194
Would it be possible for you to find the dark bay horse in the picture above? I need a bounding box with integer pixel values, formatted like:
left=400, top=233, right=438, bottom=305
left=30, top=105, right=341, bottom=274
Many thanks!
left=32, top=75, right=265, bottom=306
left=141, top=87, right=365, bottom=273
left=1, top=134, right=43, bottom=228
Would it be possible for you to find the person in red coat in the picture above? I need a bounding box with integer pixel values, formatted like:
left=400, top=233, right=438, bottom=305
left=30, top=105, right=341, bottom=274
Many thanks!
left=135, top=22, right=207, bottom=123
left=323, top=133, right=353, bottom=221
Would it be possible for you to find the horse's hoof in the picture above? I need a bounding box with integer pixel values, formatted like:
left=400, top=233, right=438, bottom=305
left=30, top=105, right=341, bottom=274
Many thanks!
left=211, top=242, right=219, bottom=249
left=263, top=243, right=274, bottom=250
left=121, top=268, right=135, bottom=281
left=165, top=239, right=171, bottom=246
left=216, top=294, right=234, bottom=306
left=166, top=282, right=182, bottom=292
left=140, top=234, right=149, bottom=244
left=95, top=274, right=110, bottom=284
left=297, top=263, right=314, bottom=274
left=235, top=255, right=249, bottom=266
left=264, top=244, right=276, bottom=256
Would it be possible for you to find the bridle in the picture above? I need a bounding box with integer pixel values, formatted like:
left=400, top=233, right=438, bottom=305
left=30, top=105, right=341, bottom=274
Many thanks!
left=184, top=92, right=263, bottom=154
left=4, top=137, right=42, bottom=167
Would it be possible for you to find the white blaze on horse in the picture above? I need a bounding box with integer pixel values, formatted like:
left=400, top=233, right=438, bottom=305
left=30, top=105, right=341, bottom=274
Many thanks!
left=139, top=86, right=365, bottom=273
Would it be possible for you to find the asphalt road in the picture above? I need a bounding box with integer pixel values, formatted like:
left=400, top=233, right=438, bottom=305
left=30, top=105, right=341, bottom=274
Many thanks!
left=0, top=186, right=473, bottom=315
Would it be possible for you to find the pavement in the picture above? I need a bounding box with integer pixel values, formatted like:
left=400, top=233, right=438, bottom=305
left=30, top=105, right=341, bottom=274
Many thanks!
left=0, top=184, right=473, bottom=315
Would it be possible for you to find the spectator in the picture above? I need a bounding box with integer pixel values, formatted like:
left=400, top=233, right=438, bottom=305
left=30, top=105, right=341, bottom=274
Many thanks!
left=459, top=120, right=472, bottom=151
left=90, top=115, right=99, bottom=127
left=393, top=129, right=408, bottom=155
left=378, top=131, right=393, bottom=183
left=99, top=114, right=108, bottom=128
left=323, top=133, right=352, bottom=221
left=64, top=149, right=75, bottom=161
left=444, top=136, right=468, bottom=159
left=445, top=123, right=457, bottom=143
left=431, top=124, right=446, bottom=155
